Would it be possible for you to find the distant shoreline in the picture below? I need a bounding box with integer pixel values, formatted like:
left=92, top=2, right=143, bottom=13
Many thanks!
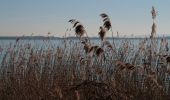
left=0, top=36, right=170, bottom=40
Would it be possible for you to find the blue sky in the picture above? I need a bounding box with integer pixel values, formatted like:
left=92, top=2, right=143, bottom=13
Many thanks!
left=0, top=0, right=170, bottom=37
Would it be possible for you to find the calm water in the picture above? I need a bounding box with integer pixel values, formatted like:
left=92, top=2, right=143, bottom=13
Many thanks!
left=0, top=38, right=147, bottom=48
left=0, top=38, right=170, bottom=63
left=0, top=38, right=169, bottom=48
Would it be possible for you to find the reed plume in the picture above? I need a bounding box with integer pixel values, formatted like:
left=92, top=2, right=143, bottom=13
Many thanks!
left=115, top=60, right=126, bottom=71
left=125, top=63, right=135, bottom=70
left=98, top=26, right=106, bottom=41
left=88, top=45, right=98, bottom=54
left=151, top=6, right=157, bottom=20
left=100, top=13, right=116, bottom=48
left=69, top=19, right=86, bottom=37
left=95, top=47, right=104, bottom=57
left=150, top=6, right=157, bottom=38
left=100, top=13, right=112, bottom=31
left=150, top=22, right=156, bottom=38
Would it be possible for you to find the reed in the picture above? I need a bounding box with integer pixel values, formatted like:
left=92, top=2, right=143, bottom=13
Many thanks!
left=0, top=7, right=170, bottom=100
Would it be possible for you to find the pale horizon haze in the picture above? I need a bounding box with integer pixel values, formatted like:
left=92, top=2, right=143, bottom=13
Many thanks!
left=0, top=0, right=170, bottom=37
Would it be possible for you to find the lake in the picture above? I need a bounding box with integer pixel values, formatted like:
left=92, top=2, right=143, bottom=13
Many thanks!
left=0, top=37, right=170, bottom=63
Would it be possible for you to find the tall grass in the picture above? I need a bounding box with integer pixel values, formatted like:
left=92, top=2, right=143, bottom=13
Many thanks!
left=0, top=37, right=170, bottom=100
left=0, top=7, right=170, bottom=100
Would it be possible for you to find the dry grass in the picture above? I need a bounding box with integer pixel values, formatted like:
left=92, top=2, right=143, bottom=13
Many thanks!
left=0, top=37, right=170, bottom=100
left=0, top=7, right=170, bottom=100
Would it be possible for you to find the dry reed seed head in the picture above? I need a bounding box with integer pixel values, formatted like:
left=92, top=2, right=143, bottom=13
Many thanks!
left=152, top=22, right=156, bottom=32
left=166, top=56, right=170, bottom=63
left=150, top=22, right=156, bottom=38
left=103, top=20, right=111, bottom=31
left=115, top=61, right=126, bottom=70
left=88, top=46, right=97, bottom=53
left=75, top=24, right=85, bottom=37
left=81, top=41, right=86, bottom=44
left=68, top=19, right=76, bottom=23
left=163, top=55, right=168, bottom=57
left=68, top=19, right=86, bottom=37
left=98, top=26, right=106, bottom=41
left=100, top=13, right=108, bottom=18
left=16, top=37, right=20, bottom=43
left=151, top=6, right=157, bottom=19
left=73, top=21, right=80, bottom=28
left=93, top=45, right=99, bottom=50
left=125, top=63, right=135, bottom=70
left=95, top=47, right=104, bottom=57
left=107, top=44, right=113, bottom=49
left=100, top=13, right=112, bottom=31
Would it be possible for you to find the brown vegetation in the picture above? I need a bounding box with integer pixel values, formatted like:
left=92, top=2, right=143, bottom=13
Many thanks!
left=0, top=7, right=170, bottom=100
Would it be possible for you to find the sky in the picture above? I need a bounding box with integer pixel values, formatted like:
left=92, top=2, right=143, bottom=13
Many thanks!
left=0, top=0, right=170, bottom=37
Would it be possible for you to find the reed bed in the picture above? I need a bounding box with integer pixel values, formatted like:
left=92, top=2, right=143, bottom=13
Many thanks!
left=0, top=37, right=170, bottom=100
left=0, top=7, right=170, bottom=100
